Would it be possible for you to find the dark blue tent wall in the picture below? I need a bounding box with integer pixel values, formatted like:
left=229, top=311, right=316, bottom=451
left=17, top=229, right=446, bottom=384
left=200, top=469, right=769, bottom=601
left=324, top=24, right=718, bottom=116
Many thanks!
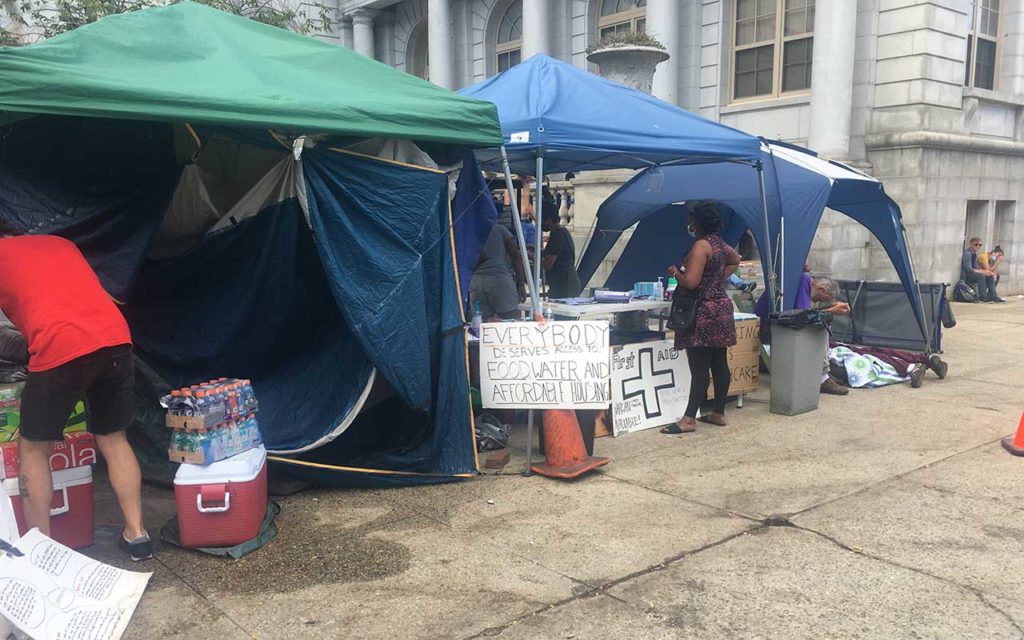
left=0, top=115, right=181, bottom=300
left=452, top=151, right=498, bottom=314
left=0, top=116, right=478, bottom=485
left=577, top=144, right=929, bottom=346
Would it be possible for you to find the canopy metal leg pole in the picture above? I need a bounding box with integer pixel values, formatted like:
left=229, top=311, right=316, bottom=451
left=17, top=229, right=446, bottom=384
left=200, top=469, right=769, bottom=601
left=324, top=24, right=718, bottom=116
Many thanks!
left=756, top=162, right=778, bottom=313
left=534, top=156, right=545, bottom=301
left=901, top=223, right=933, bottom=354
left=499, top=146, right=540, bottom=314
left=524, top=157, right=547, bottom=477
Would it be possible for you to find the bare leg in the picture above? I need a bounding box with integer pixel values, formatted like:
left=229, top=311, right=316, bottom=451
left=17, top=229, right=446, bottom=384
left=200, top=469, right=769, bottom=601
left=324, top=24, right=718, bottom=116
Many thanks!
left=94, top=432, right=145, bottom=540
left=17, top=438, right=54, bottom=535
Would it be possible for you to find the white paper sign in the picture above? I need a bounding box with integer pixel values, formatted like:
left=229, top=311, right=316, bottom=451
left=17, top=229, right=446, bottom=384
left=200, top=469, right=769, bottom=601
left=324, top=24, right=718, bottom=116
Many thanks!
left=509, top=131, right=530, bottom=143
left=479, top=321, right=611, bottom=409
left=0, top=529, right=151, bottom=640
left=610, top=340, right=691, bottom=436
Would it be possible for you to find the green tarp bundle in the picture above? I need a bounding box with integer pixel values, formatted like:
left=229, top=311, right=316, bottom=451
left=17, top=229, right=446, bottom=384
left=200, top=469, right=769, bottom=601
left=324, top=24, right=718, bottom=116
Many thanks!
left=0, top=1, right=502, bottom=146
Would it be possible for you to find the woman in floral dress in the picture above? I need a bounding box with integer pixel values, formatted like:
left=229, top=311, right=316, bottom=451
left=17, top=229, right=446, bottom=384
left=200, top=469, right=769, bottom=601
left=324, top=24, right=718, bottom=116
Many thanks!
left=661, top=201, right=741, bottom=433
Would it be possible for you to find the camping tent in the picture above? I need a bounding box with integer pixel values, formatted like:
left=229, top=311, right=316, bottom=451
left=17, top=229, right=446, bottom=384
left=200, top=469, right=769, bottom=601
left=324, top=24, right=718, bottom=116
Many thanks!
left=0, top=2, right=505, bottom=485
left=576, top=142, right=931, bottom=350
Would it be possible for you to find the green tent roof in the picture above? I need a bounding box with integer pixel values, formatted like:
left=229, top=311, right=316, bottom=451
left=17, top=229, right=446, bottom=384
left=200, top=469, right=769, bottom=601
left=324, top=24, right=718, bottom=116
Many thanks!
left=0, top=2, right=502, bottom=146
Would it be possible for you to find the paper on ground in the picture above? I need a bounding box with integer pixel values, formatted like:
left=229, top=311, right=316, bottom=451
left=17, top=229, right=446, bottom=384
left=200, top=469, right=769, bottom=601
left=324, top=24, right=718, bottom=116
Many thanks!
left=0, top=529, right=151, bottom=640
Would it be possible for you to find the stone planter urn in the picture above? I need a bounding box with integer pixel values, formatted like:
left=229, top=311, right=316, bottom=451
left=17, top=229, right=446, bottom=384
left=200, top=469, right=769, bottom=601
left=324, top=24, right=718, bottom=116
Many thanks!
left=586, top=45, right=669, bottom=95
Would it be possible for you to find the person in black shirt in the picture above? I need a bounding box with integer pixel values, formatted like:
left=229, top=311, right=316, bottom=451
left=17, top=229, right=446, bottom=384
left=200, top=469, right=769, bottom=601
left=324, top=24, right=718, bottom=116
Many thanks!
left=540, top=192, right=581, bottom=299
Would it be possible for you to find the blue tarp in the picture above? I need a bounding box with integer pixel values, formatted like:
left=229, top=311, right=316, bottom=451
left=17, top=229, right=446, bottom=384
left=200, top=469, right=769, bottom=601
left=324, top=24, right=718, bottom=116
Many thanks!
left=458, top=55, right=761, bottom=173
left=0, top=115, right=478, bottom=485
left=577, top=142, right=929, bottom=345
left=452, top=151, right=498, bottom=314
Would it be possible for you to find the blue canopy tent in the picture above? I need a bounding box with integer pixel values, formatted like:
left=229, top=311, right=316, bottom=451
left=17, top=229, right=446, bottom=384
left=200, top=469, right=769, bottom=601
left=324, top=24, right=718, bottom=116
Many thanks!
left=458, top=54, right=766, bottom=472
left=458, top=54, right=767, bottom=316
left=577, top=142, right=932, bottom=352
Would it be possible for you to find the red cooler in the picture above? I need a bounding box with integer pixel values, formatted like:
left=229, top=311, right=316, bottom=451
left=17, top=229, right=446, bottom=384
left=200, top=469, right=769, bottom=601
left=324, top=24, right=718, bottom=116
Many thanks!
left=2, top=465, right=95, bottom=548
left=174, top=445, right=267, bottom=548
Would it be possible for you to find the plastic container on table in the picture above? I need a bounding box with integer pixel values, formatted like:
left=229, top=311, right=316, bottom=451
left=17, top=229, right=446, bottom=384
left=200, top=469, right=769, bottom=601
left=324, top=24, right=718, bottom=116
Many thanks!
left=173, top=445, right=268, bottom=548
left=2, top=465, right=95, bottom=548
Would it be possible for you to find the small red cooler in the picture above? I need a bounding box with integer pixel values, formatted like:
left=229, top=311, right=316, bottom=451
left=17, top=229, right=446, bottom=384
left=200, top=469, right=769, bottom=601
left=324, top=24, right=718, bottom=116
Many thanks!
left=2, top=465, right=95, bottom=548
left=174, top=445, right=267, bottom=548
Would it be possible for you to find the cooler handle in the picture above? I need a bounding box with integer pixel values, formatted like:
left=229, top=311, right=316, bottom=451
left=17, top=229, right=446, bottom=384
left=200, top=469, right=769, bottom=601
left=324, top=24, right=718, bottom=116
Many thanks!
left=196, top=484, right=231, bottom=513
left=50, top=486, right=69, bottom=517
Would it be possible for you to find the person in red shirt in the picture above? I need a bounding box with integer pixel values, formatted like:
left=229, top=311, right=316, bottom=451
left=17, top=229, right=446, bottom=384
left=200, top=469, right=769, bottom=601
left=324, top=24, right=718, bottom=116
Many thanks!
left=0, top=235, right=151, bottom=561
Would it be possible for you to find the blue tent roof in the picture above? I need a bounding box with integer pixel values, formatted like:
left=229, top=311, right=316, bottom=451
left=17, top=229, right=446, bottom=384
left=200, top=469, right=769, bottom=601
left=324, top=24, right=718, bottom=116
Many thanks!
left=577, top=142, right=930, bottom=348
left=457, top=55, right=761, bottom=173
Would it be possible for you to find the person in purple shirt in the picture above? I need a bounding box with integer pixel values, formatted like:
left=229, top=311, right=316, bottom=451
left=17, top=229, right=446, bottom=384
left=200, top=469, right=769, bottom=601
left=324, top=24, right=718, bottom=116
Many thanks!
left=754, top=272, right=851, bottom=395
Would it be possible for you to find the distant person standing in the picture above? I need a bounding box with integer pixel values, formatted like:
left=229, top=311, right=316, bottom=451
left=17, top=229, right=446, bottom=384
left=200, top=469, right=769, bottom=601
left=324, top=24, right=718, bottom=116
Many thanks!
left=540, top=190, right=582, bottom=299
left=0, top=234, right=151, bottom=561
left=470, top=220, right=528, bottom=320
left=661, top=202, right=740, bottom=433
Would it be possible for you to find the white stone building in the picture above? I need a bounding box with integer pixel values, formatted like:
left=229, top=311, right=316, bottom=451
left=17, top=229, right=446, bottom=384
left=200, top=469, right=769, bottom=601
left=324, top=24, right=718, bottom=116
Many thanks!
left=324, top=0, right=1024, bottom=294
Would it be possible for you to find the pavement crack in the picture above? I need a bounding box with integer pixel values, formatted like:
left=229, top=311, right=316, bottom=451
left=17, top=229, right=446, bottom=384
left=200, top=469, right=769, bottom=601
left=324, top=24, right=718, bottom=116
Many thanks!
left=599, top=472, right=764, bottom=524
left=154, top=555, right=253, bottom=639
left=789, top=437, right=1005, bottom=519
left=792, top=524, right=1024, bottom=636
left=459, top=524, right=763, bottom=640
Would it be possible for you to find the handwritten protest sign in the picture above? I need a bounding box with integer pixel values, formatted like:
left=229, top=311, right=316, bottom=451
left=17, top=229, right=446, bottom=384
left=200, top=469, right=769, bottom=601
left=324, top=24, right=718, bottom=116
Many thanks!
left=611, top=341, right=690, bottom=436
left=479, top=321, right=611, bottom=409
left=0, top=528, right=150, bottom=640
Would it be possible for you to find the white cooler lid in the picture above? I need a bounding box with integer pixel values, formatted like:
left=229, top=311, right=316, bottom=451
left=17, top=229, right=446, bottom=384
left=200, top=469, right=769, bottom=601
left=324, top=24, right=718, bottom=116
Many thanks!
left=1, top=465, right=92, bottom=496
left=174, top=445, right=266, bottom=485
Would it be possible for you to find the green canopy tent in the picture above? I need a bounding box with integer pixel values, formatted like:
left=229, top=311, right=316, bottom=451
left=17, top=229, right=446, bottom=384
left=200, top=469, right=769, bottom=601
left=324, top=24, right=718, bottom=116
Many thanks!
left=0, top=2, right=504, bottom=486
left=0, top=1, right=501, bottom=145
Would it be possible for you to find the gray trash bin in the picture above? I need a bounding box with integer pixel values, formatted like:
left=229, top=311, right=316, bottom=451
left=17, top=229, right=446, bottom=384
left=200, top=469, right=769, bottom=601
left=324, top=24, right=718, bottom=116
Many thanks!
left=770, top=321, right=828, bottom=416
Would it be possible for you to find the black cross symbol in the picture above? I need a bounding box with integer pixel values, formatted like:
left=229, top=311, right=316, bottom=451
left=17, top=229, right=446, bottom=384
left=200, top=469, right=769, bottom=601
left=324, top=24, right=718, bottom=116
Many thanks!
left=621, top=347, right=676, bottom=419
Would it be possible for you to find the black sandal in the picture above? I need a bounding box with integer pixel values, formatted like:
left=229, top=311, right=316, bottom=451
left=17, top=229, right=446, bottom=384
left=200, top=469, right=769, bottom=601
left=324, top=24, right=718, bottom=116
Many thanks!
left=660, top=422, right=696, bottom=434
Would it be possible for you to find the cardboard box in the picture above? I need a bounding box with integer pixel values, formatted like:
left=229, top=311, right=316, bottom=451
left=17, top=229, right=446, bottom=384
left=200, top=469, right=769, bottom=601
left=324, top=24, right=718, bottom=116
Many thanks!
left=707, top=319, right=761, bottom=399
left=0, top=432, right=97, bottom=479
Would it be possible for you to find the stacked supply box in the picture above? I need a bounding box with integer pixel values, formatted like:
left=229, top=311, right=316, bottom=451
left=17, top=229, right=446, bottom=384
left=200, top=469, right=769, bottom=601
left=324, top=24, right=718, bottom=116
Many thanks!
left=0, top=382, right=87, bottom=443
left=164, top=378, right=262, bottom=465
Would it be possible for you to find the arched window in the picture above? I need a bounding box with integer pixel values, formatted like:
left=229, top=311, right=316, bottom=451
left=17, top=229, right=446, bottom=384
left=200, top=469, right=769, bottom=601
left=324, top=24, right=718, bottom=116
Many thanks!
left=495, top=1, right=523, bottom=73
left=408, top=21, right=429, bottom=80
left=598, top=0, right=646, bottom=40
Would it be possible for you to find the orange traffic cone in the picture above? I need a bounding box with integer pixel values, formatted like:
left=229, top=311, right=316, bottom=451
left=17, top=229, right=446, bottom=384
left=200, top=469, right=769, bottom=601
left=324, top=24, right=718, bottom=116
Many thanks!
left=531, top=409, right=610, bottom=479
left=1002, top=413, right=1024, bottom=457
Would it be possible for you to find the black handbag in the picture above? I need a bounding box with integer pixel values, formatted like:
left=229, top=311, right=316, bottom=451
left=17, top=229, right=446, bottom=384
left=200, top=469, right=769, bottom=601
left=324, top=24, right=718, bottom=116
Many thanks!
left=666, top=286, right=700, bottom=333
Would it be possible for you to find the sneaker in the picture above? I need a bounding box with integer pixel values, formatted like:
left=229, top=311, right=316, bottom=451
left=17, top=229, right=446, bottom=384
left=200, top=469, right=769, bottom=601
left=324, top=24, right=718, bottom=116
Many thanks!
left=742, top=282, right=758, bottom=294
left=909, top=364, right=925, bottom=388
left=119, top=531, right=153, bottom=562
left=820, top=377, right=849, bottom=396
left=928, top=354, right=948, bottom=380
left=990, top=296, right=1007, bottom=303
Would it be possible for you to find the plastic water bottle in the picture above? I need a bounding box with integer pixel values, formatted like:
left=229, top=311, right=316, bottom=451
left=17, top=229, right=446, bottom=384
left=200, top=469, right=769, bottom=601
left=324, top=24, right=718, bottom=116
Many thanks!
left=544, top=302, right=554, bottom=322
left=654, top=277, right=664, bottom=301
left=471, top=301, right=483, bottom=337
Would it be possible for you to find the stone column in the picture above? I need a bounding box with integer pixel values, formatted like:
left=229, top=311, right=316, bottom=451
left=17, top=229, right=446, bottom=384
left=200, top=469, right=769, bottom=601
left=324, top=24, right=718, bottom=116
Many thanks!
left=646, top=0, right=679, bottom=104
left=428, top=0, right=455, bottom=89
left=808, top=0, right=858, bottom=158
left=339, top=15, right=354, bottom=49
left=351, top=9, right=377, bottom=59
left=522, top=0, right=551, bottom=60
left=1000, top=3, right=1024, bottom=96
left=376, top=11, right=396, bottom=66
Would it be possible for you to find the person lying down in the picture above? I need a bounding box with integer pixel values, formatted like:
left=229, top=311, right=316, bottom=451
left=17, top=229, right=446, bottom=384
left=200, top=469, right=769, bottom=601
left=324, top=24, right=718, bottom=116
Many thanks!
left=828, top=343, right=948, bottom=389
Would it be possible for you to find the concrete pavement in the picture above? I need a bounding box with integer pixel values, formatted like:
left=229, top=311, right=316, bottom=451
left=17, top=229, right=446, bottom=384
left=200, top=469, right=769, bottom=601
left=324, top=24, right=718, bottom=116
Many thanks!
left=91, top=299, right=1024, bottom=639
